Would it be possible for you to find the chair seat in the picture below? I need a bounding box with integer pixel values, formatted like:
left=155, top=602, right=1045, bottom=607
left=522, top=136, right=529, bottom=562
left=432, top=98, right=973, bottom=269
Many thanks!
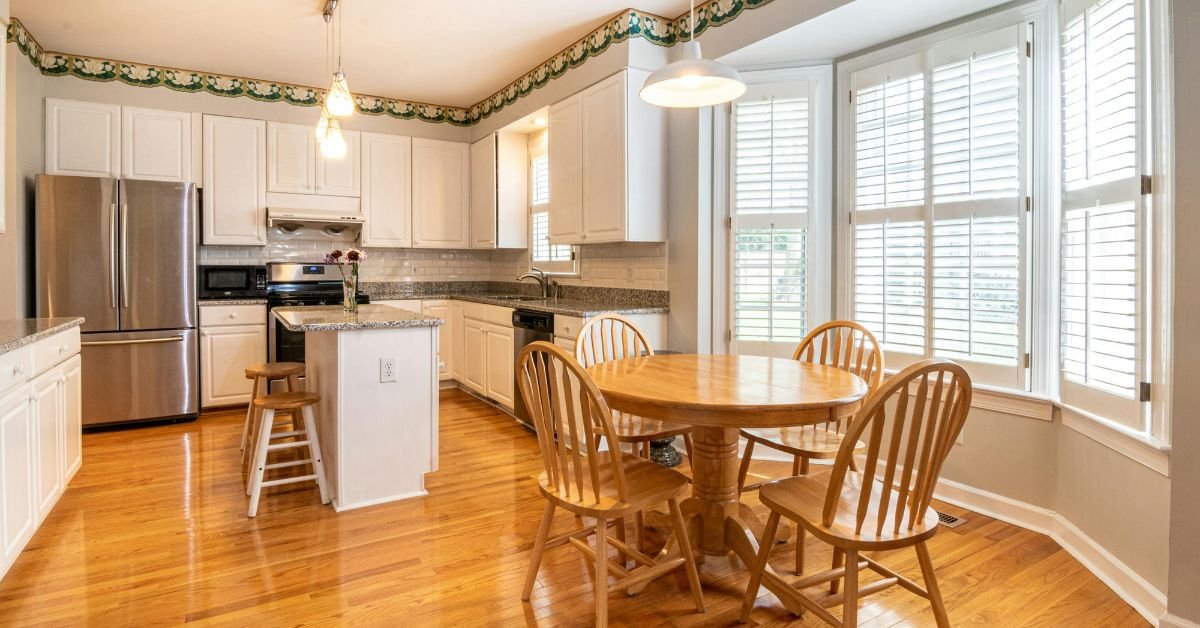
left=538, top=451, right=690, bottom=518
left=759, top=469, right=939, bottom=551
left=245, top=362, right=305, bottom=380
left=741, top=425, right=865, bottom=459
left=253, top=391, right=321, bottom=411
left=612, top=411, right=691, bottom=443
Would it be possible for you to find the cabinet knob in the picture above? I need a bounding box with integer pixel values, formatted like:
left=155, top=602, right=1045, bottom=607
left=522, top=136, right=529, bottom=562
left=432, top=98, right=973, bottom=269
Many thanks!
left=12, top=364, right=24, bottom=376
left=58, top=345, right=67, bottom=354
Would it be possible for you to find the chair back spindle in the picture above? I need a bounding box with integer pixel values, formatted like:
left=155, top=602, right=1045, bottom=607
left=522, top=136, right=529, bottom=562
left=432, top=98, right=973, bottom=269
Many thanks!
left=823, top=359, right=972, bottom=538
left=517, top=341, right=628, bottom=505
left=575, top=313, right=654, bottom=368
left=794, top=321, right=883, bottom=433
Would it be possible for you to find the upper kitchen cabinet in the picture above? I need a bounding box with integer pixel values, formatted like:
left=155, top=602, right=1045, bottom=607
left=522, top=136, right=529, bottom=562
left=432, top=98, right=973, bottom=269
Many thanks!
left=267, top=122, right=360, bottom=197
left=315, top=130, right=361, bottom=196
left=547, top=69, right=666, bottom=244
left=121, top=106, right=192, bottom=182
left=360, top=132, right=412, bottom=248
left=45, top=99, right=122, bottom=178
left=202, top=115, right=267, bottom=245
left=470, top=132, right=528, bottom=249
left=412, top=138, right=470, bottom=249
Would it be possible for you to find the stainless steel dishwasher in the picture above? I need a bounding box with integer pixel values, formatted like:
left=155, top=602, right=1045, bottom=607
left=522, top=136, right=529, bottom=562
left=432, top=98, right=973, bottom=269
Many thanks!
left=512, top=309, right=554, bottom=429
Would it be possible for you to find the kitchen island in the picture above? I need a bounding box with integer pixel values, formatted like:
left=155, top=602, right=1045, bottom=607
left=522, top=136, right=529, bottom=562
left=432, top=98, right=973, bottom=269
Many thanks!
left=272, top=305, right=443, bottom=511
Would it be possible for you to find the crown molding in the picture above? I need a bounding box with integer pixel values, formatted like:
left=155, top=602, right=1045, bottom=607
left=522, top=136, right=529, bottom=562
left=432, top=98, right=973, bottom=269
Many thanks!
left=6, top=0, right=777, bottom=126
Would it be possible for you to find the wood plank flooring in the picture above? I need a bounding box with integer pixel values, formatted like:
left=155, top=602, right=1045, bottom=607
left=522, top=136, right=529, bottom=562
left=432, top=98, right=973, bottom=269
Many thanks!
left=0, top=389, right=1145, bottom=626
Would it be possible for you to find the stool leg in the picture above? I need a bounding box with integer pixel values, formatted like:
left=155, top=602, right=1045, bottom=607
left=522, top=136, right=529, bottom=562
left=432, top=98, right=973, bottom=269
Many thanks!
left=287, top=373, right=302, bottom=393
left=240, top=377, right=259, bottom=452
left=247, top=408, right=275, bottom=517
left=302, top=405, right=330, bottom=505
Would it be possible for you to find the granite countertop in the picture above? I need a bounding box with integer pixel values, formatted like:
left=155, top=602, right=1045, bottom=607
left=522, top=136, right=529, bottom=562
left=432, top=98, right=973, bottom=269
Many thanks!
left=273, top=305, right=443, bottom=332
left=361, top=281, right=669, bottom=317
left=0, top=317, right=86, bottom=357
left=199, top=298, right=268, bottom=306
left=449, top=295, right=668, bottom=317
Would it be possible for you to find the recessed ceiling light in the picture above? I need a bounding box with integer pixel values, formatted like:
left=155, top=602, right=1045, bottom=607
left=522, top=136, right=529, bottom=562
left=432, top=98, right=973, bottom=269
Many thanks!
left=534, top=117, right=547, bottom=126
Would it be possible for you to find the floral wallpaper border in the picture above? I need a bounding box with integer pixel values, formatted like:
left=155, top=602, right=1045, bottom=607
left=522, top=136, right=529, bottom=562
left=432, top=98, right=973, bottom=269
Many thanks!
left=7, top=0, right=776, bottom=127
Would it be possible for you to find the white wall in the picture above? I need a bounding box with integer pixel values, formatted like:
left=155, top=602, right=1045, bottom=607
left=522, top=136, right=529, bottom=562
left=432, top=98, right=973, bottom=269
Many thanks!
left=1, top=34, right=43, bottom=318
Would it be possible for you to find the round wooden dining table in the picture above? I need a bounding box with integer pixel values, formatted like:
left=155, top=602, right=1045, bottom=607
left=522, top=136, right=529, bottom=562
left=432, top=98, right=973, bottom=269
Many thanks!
left=587, top=353, right=868, bottom=580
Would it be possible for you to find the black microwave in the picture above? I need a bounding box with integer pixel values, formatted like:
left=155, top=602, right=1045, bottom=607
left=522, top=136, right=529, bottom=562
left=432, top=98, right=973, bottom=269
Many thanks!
left=198, top=265, right=267, bottom=299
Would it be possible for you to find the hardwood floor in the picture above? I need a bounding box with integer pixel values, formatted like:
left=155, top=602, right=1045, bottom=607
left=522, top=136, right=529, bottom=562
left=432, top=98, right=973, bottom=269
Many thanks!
left=0, top=389, right=1145, bottom=626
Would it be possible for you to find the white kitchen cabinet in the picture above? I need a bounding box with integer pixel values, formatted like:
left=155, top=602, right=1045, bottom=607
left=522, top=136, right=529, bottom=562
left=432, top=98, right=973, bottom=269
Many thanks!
left=361, top=132, right=412, bottom=247
left=121, top=106, right=192, bottom=182
left=449, top=301, right=465, bottom=381
left=422, top=300, right=454, bottom=381
left=0, top=386, right=34, bottom=577
left=61, top=357, right=82, bottom=482
left=484, top=323, right=515, bottom=409
left=462, top=318, right=487, bottom=394
left=547, top=95, right=583, bottom=243
left=548, top=70, right=666, bottom=244
left=199, top=304, right=267, bottom=409
left=470, top=132, right=528, bottom=249
left=267, top=122, right=315, bottom=194
left=316, top=130, right=361, bottom=196
left=31, top=370, right=60, bottom=521
left=202, top=115, right=267, bottom=245
left=45, top=99, right=122, bottom=178
left=412, top=138, right=470, bottom=249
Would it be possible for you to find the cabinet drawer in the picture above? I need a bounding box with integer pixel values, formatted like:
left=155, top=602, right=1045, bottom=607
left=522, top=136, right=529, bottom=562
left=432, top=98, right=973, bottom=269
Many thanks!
left=31, top=327, right=81, bottom=376
left=554, top=315, right=585, bottom=340
left=462, top=302, right=513, bottom=326
left=0, top=347, right=32, bottom=396
left=200, top=304, right=267, bottom=327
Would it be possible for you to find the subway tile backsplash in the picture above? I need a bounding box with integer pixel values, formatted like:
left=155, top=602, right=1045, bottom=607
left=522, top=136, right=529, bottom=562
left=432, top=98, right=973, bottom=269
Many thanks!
left=198, top=227, right=668, bottom=290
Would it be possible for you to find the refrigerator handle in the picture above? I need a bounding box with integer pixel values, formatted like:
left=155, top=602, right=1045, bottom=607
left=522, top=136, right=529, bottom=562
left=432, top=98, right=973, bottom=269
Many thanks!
left=82, top=335, right=184, bottom=347
left=109, top=203, right=119, bottom=307
left=121, top=203, right=130, bottom=308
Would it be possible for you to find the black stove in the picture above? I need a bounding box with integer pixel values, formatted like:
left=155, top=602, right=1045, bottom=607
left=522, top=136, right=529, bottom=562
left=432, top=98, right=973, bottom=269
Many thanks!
left=267, top=263, right=369, bottom=364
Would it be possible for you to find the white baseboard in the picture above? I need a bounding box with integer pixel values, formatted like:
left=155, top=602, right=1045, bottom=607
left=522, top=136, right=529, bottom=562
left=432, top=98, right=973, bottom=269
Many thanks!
left=1161, top=613, right=1200, bottom=628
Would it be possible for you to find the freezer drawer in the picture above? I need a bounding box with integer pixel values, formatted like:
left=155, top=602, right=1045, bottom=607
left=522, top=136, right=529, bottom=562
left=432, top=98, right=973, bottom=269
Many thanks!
left=80, top=329, right=198, bottom=426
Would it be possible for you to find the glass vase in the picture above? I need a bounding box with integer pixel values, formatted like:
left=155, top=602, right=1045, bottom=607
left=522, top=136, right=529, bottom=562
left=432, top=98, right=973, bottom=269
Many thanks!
left=342, top=272, right=358, bottom=313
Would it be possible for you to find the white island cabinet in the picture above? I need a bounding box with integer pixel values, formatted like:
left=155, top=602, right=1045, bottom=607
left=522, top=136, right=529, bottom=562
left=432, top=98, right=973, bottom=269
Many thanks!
left=273, top=305, right=441, bottom=511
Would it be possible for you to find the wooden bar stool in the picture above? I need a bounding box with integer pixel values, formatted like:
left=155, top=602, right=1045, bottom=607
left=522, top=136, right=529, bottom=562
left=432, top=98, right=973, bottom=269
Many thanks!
left=246, top=391, right=330, bottom=517
left=241, top=362, right=305, bottom=468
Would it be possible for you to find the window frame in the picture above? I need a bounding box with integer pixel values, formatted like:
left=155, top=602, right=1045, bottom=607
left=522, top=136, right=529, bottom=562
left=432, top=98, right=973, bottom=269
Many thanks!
left=835, top=0, right=1173, bottom=463
left=526, top=149, right=578, bottom=276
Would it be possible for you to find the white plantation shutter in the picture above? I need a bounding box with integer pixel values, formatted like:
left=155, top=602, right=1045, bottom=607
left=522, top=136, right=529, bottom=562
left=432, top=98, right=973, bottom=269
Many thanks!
left=529, top=154, right=575, bottom=273
left=731, top=81, right=813, bottom=354
left=1059, top=0, right=1144, bottom=429
left=850, top=28, right=1028, bottom=387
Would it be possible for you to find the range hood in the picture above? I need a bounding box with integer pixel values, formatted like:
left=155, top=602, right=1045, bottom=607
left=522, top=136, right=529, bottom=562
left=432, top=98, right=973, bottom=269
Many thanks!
left=267, top=207, right=365, bottom=233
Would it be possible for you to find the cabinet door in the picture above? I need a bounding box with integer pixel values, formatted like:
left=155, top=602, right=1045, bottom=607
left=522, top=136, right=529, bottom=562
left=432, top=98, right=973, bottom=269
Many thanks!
left=0, top=388, right=34, bottom=571
left=202, top=115, right=267, bottom=245
left=495, top=131, right=529, bottom=249
left=548, top=95, right=583, bottom=243
left=61, top=356, right=82, bottom=483
left=450, top=302, right=465, bottom=381
left=267, top=122, right=315, bottom=194
left=31, top=371, right=60, bottom=522
left=469, top=135, right=497, bottom=249
left=45, top=99, right=121, bottom=178
left=581, top=72, right=627, bottom=242
left=484, top=325, right=515, bottom=409
left=315, top=130, right=361, bottom=197
left=422, top=301, right=453, bottom=381
left=462, top=319, right=487, bottom=394
left=360, top=132, right=412, bottom=247
left=412, top=138, right=470, bottom=248
left=200, top=324, right=267, bottom=408
left=121, top=106, right=192, bottom=182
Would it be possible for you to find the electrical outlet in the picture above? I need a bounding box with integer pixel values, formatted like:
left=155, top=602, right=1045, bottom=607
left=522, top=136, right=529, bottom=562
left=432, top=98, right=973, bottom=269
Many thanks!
left=380, top=357, right=397, bottom=383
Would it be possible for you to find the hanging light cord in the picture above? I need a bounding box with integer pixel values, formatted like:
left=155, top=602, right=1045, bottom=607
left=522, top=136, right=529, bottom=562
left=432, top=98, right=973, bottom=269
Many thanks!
left=690, top=0, right=695, bottom=41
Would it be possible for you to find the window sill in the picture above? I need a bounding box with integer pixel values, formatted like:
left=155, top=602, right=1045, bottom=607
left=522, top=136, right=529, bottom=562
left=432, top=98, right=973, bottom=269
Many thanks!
left=1059, top=404, right=1170, bottom=477
left=885, top=369, right=1055, bottom=421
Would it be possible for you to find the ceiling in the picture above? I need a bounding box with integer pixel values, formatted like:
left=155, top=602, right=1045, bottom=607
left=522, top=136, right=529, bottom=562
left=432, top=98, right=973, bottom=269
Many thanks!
left=719, top=0, right=1013, bottom=67
left=11, top=0, right=694, bottom=107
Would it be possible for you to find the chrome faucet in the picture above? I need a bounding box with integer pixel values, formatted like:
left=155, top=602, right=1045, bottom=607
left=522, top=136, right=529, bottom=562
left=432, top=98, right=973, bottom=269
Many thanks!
left=517, top=267, right=552, bottom=298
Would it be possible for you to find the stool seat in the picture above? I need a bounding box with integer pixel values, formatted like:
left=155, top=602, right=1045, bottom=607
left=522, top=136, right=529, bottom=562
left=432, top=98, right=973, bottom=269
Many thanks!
left=245, top=362, right=305, bottom=380
left=253, top=391, right=321, bottom=411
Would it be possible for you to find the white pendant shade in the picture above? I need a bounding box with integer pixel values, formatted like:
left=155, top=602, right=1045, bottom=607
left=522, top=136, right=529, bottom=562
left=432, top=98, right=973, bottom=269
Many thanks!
left=326, top=71, right=355, bottom=117
left=315, top=106, right=332, bottom=139
left=318, top=116, right=347, bottom=159
left=640, top=41, right=746, bottom=108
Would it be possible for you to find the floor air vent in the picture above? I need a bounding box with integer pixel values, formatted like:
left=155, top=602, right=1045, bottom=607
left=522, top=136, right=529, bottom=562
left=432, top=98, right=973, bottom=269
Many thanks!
left=936, top=510, right=966, bottom=529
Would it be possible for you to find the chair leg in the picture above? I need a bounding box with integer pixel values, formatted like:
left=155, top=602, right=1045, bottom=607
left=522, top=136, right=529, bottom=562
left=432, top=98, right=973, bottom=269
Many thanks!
left=738, top=509, right=780, bottom=624
left=830, top=547, right=845, bottom=594
left=916, top=542, right=951, bottom=628
left=522, top=502, right=556, bottom=601
left=614, top=516, right=628, bottom=567
left=794, top=526, right=806, bottom=576
left=792, top=455, right=802, bottom=476
left=595, top=516, right=609, bottom=628
left=634, top=510, right=646, bottom=553
left=247, top=408, right=275, bottom=517
left=737, top=440, right=755, bottom=492
left=668, top=497, right=704, bottom=613
left=843, top=548, right=859, bottom=627
left=302, top=405, right=330, bottom=505
left=682, top=433, right=694, bottom=462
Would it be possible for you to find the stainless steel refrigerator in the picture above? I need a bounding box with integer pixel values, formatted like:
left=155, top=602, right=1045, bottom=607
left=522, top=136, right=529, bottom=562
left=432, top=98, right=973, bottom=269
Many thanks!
left=36, top=175, right=199, bottom=427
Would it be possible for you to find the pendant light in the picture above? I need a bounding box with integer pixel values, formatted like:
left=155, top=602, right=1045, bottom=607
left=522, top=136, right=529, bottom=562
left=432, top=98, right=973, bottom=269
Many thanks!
left=323, top=0, right=354, bottom=117
left=319, top=116, right=347, bottom=159
left=315, top=0, right=348, bottom=159
left=640, top=0, right=746, bottom=108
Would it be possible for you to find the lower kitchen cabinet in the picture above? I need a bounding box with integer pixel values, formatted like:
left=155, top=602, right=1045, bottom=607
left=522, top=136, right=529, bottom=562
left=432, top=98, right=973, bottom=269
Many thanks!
left=462, top=318, right=488, bottom=395
left=421, top=300, right=454, bottom=381
left=199, top=304, right=267, bottom=408
left=450, top=301, right=464, bottom=382
left=461, top=304, right=514, bottom=410
left=31, top=370, right=61, bottom=521
left=0, top=386, right=35, bottom=579
left=483, top=324, right=514, bottom=409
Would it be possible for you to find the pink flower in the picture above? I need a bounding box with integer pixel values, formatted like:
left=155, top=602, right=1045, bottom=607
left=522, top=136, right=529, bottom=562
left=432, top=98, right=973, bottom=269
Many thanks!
left=325, top=250, right=343, bottom=264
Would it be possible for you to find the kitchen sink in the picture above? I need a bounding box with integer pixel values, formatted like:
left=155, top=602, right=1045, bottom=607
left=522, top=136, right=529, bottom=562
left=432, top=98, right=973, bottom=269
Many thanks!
left=487, top=295, right=546, bottom=302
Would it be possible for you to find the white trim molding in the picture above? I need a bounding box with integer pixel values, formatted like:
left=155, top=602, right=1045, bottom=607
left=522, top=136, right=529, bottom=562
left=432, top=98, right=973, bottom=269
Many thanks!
left=1161, top=614, right=1200, bottom=628
left=1060, top=404, right=1171, bottom=476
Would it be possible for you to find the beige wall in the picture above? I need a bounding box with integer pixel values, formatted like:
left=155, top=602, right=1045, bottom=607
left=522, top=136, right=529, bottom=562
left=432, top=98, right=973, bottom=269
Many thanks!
left=939, top=408, right=1058, bottom=509
left=1169, top=0, right=1200, bottom=624
left=1, top=37, right=43, bottom=318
